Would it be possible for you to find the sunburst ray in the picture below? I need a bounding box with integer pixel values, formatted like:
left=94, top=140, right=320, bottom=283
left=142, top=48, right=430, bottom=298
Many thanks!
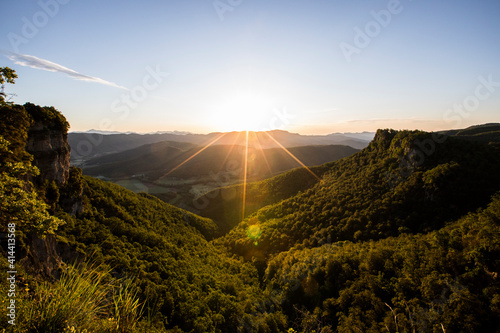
left=263, top=131, right=322, bottom=182
left=249, top=131, right=274, bottom=178
left=242, top=130, right=249, bottom=220
left=161, top=132, right=227, bottom=178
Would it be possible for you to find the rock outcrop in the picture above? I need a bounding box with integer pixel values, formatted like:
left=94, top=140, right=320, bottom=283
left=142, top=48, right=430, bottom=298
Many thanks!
left=20, top=234, right=62, bottom=279
left=26, top=119, right=71, bottom=185
left=20, top=104, right=73, bottom=278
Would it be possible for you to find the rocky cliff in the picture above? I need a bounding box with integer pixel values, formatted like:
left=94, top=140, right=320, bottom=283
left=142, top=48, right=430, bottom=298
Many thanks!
left=26, top=121, right=71, bottom=185
left=24, top=103, right=71, bottom=185
left=22, top=104, right=73, bottom=277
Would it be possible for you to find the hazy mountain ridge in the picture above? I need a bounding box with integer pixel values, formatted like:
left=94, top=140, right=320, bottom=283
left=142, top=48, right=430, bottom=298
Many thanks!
left=69, top=129, right=373, bottom=164
left=84, top=140, right=198, bottom=168
left=79, top=141, right=360, bottom=215
left=82, top=141, right=359, bottom=180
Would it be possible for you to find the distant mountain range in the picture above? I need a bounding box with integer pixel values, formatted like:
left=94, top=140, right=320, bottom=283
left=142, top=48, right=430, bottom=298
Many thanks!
left=69, top=129, right=374, bottom=163
left=72, top=123, right=500, bottom=214
left=77, top=135, right=361, bottom=212
left=440, top=123, right=500, bottom=144
left=83, top=141, right=359, bottom=182
left=71, top=129, right=193, bottom=135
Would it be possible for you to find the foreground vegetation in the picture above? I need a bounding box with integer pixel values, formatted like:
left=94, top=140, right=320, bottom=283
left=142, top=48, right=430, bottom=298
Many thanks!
left=0, top=100, right=270, bottom=332
left=263, top=193, right=500, bottom=332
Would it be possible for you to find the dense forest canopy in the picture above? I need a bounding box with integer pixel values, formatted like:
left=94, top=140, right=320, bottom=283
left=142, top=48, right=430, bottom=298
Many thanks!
left=221, top=129, right=500, bottom=258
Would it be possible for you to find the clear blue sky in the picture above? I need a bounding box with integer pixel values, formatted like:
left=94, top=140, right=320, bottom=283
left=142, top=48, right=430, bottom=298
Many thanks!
left=1, top=0, right=499, bottom=134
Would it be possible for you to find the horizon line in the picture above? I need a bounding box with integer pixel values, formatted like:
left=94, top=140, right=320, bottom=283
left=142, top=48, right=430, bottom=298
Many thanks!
left=68, top=121, right=500, bottom=137
left=68, top=128, right=378, bottom=136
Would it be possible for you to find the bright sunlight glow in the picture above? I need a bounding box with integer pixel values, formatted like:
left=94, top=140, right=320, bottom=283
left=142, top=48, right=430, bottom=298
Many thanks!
left=209, top=92, right=277, bottom=132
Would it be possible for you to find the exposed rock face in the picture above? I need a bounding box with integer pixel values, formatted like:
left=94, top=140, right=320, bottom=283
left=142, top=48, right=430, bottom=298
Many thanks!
left=5, top=104, right=77, bottom=279
left=372, top=128, right=397, bottom=146
left=20, top=234, right=62, bottom=279
left=26, top=120, right=71, bottom=185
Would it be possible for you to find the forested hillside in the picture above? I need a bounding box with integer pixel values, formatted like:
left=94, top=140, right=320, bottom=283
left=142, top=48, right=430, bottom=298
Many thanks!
left=263, top=193, right=500, bottom=332
left=441, top=123, right=500, bottom=145
left=52, top=176, right=274, bottom=332
left=198, top=162, right=331, bottom=233
left=217, top=127, right=500, bottom=331
left=0, top=101, right=280, bottom=332
left=221, top=129, right=500, bottom=257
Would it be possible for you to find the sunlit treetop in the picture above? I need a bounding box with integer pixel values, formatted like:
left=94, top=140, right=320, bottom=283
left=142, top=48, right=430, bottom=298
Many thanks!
left=0, top=66, right=17, bottom=104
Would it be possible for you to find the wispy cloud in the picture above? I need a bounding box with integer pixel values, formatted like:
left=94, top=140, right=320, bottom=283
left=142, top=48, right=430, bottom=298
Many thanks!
left=1, top=50, right=128, bottom=90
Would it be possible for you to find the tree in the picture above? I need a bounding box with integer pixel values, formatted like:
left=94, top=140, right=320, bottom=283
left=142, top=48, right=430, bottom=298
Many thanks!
left=0, top=136, right=63, bottom=236
left=0, top=67, right=17, bottom=104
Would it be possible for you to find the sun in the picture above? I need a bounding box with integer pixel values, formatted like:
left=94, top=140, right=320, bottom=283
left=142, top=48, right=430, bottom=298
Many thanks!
left=210, top=92, right=276, bottom=132
left=167, top=91, right=321, bottom=223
